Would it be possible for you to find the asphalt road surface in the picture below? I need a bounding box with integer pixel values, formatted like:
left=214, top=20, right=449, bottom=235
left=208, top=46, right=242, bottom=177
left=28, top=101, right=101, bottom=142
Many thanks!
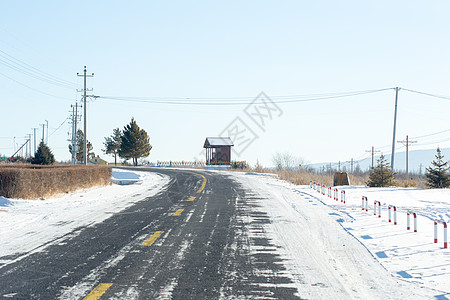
left=0, top=168, right=300, bottom=299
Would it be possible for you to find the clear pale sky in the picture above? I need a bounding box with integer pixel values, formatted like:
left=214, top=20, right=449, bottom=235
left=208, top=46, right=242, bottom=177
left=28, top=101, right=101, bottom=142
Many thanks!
left=1, top=1, right=450, bottom=168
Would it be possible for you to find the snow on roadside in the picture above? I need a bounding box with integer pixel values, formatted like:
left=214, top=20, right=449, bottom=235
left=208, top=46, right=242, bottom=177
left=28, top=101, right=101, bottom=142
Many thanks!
left=0, top=169, right=170, bottom=268
left=230, top=172, right=448, bottom=299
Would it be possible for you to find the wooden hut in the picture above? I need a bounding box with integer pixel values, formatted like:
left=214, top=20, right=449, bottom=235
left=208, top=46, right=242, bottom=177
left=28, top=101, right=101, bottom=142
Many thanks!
left=204, top=137, right=234, bottom=165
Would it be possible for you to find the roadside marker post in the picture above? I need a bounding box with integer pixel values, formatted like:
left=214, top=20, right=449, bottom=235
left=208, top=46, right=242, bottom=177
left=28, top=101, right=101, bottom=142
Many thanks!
left=388, top=205, right=392, bottom=223
left=434, top=220, right=438, bottom=243
left=407, top=212, right=411, bottom=230
left=413, top=212, right=418, bottom=232
left=444, top=222, right=448, bottom=249
left=341, top=191, right=346, bottom=204
left=361, top=196, right=365, bottom=210
left=365, top=196, right=368, bottom=212
left=374, top=201, right=377, bottom=216
left=310, top=181, right=312, bottom=188
left=377, top=201, right=381, bottom=218
left=393, top=206, right=397, bottom=225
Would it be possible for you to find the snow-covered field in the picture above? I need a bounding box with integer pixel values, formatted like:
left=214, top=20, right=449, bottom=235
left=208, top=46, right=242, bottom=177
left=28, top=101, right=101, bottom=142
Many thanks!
left=231, top=172, right=450, bottom=299
left=0, top=169, right=170, bottom=268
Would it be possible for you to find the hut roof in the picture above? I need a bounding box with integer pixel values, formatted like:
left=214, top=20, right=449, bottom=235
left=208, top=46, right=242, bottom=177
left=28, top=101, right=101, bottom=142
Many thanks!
left=204, top=137, right=234, bottom=148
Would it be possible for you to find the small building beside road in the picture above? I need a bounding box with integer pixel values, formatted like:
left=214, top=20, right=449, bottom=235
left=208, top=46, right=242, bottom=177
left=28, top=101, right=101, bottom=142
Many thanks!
left=203, top=137, right=234, bottom=165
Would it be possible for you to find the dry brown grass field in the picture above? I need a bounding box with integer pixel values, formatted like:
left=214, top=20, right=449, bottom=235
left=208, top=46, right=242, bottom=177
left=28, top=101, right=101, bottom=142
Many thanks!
left=0, top=164, right=111, bottom=199
left=240, top=165, right=426, bottom=188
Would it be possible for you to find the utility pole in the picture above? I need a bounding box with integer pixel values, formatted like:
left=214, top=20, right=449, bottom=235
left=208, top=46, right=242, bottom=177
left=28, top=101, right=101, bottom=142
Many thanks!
left=32, top=128, right=37, bottom=155
left=397, top=135, right=417, bottom=179
left=366, top=146, right=381, bottom=169
left=70, top=103, right=80, bottom=164
left=77, top=66, right=94, bottom=165
left=70, top=105, right=76, bottom=164
left=45, top=120, right=48, bottom=144
left=26, top=134, right=31, bottom=158
left=391, top=87, right=399, bottom=171
left=41, top=124, right=45, bottom=143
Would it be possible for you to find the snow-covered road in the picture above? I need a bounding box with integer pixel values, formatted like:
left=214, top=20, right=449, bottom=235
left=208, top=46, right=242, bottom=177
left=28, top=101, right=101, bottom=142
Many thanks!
left=231, top=172, right=449, bottom=299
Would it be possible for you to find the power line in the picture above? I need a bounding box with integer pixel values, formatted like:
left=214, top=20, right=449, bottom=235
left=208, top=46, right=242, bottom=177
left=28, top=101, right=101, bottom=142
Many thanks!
left=411, top=128, right=450, bottom=140
left=0, top=49, right=76, bottom=89
left=48, top=117, right=69, bottom=138
left=98, top=88, right=394, bottom=106
left=0, top=72, right=74, bottom=101
left=402, top=88, right=450, bottom=101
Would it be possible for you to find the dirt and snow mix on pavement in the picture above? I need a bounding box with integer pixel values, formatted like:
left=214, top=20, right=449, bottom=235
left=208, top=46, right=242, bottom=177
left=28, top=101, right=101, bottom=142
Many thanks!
left=231, top=171, right=450, bottom=299
left=0, top=169, right=170, bottom=268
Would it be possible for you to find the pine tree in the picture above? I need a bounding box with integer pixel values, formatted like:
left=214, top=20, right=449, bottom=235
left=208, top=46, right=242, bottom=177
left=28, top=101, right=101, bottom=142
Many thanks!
left=425, top=147, right=450, bottom=188
left=32, top=141, right=55, bottom=165
left=119, top=118, right=152, bottom=166
left=68, top=130, right=94, bottom=163
left=103, top=128, right=121, bottom=166
left=367, top=154, right=396, bottom=187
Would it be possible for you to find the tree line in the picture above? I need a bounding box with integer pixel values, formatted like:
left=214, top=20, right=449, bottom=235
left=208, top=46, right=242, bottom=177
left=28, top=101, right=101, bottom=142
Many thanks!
left=24, top=117, right=150, bottom=166
left=367, top=147, right=450, bottom=188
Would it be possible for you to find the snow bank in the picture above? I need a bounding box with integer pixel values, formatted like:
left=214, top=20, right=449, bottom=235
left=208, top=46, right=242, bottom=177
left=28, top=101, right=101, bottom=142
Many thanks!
left=0, top=169, right=170, bottom=268
left=230, top=172, right=447, bottom=299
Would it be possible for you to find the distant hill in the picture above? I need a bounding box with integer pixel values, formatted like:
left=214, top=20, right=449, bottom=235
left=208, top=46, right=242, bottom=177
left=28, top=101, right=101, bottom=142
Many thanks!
left=306, top=148, right=450, bottom=174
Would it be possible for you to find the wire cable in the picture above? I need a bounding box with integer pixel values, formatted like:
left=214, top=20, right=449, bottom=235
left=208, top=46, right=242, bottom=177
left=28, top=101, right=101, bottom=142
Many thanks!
left=98, top=88, right=394, bottom=106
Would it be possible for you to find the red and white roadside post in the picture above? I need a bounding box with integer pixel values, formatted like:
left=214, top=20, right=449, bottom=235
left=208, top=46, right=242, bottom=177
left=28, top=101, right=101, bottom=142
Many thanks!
left=365, top=196, right=368, bottom=212
left=444, top=222, right=448, bottom=249
left=407, top=212, right=411, bottom=230
left=388, top=205, right=392, bottom=223
left=413, top=213, right=418, bottom=232
left=310, top=180, right=312, bottom=188
left=328, top=187, right=331, bottom=198
left=361, top=196, right=365, bottom=210
left=377, top=201, right=381, bottom=218
left=388, top=205, right=397, bottom=224
left=322, top=184, right=326, bottom=195
left=341, top=191, right=346, bottom=204
left=407, top=212, right=418, bottom=232
left=374, top=201, right=377, bottom=216
left=393, top=206, right=397, bottom=225
left=434, top=220, right=438, bottom=244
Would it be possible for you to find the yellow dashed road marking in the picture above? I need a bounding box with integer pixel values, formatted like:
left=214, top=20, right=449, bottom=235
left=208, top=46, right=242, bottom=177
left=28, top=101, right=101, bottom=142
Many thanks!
left=142, top=231, right=164, bottom=246
left=83, top=283, right=113, bottom=300
left=172, top=208, right=184, bottom=216
left=188, top=196, right=196, bottom=202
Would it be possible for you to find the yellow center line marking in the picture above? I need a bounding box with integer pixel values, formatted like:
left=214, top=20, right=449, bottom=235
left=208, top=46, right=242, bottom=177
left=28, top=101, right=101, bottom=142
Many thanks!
left=188, top=196, right=196, bottom=202
left=182, top=171, right=207, bottom=193
left=196, top=174, right=207, bottom=193
left=83, top=283, right=113, bottom=300
left=172, top=208, right=184, bottom=216
left=142, top=231, right=164, bottom=246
